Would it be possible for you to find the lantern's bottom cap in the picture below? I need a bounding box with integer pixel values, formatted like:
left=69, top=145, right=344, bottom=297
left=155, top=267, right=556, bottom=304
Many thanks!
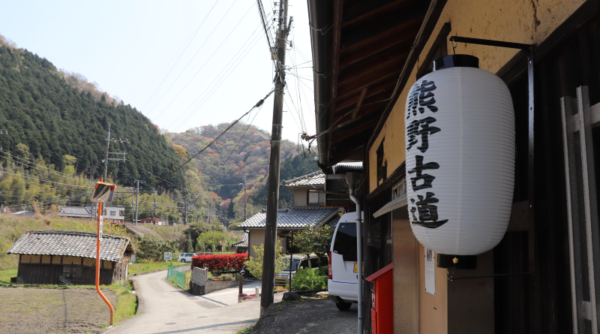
left=437, top=254, right=478, bottom=270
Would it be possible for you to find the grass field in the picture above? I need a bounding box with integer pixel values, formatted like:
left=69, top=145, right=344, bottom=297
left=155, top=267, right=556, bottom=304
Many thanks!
left=0, top=281, right=137, bottom=333
left=129, top=260, right=179, bottom=275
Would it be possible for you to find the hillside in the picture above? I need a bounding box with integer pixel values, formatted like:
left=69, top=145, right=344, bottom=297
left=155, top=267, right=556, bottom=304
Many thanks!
left=171, top=125, right=320, bottom=225
left=0, top=41, right=184, bottom=191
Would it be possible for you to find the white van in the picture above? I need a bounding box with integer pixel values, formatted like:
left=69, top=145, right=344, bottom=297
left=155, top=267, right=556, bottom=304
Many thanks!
left=328, top=211, right=363, bottom=311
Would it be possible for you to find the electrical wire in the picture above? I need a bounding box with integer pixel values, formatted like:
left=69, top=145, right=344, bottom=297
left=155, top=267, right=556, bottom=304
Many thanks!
left=141, top=0, right=229, bottom=114
left=150, top=1, right=255, bottom=121
left=166, top=16, right=270, bottom=131
left=132, top=0, right=221, bottom=106
left=208, top=100, right=266, bottom=184
left=150, top=90, right=274, bottom=189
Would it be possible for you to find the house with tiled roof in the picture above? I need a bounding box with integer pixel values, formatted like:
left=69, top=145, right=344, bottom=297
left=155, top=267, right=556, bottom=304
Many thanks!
left=6, top=230, right=135, bottom=285
left=238, top=170, right=341, bottom=259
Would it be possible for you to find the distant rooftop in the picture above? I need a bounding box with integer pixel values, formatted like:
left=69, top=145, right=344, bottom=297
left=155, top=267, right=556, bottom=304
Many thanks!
left=332, top=162, right=363, bottom=174
left=237, top=207, right=338, bottom=229
left=6, top=230, right=134, bottom=262
left=282, top=171, right=325, bottom=188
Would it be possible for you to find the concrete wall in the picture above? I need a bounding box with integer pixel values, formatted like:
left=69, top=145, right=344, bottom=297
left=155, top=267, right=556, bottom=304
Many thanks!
left=369, top=0, right=587, bottom=192
left=248, top=229, right=288, bottom=259
left=293, top=189, right=308, bottom=206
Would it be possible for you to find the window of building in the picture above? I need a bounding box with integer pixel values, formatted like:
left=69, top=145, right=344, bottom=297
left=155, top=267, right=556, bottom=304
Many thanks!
left=308, top=190, right=325, bottom=204
left=110, top=211, right=116, bottom=216
left=377, top=138, right=387, bottom=185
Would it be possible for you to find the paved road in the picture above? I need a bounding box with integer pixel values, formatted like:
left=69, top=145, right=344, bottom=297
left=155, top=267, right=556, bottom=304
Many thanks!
left=106, top=270, right=282, bottom=334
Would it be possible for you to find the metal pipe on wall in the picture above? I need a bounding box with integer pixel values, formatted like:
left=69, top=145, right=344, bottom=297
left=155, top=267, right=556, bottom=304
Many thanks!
left=346, top=172, right=362, bottom=334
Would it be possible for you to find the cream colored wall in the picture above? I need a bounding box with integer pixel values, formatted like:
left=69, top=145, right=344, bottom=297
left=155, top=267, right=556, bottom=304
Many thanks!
left=294, top=189, right=308, bottom=206
left=419, top=246, right=448, bottom=334
left=369, top=0, right=586, bottom=192
left=392, top=216, right=420, bottom=334
left=248, top=229, right=288, bottom=259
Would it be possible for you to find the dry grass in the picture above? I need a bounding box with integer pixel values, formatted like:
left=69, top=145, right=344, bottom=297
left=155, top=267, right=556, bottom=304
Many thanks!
left=0, top=214, right=130, bottom=270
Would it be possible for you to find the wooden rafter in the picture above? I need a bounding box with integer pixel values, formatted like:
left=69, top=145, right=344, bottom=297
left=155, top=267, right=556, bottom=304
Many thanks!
left=336, top=79, right=397, bottom=111
left=327, top=0, right=345, bottom=160
left=351, top=87, right=368, bottom=122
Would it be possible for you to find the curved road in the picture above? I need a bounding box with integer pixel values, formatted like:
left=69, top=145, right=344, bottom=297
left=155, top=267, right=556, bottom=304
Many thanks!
left=107, top=270, right=281, bottom=334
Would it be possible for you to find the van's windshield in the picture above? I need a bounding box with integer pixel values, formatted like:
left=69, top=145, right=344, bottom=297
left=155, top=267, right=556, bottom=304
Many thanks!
left=282, top=259, right=301, bottom=272
left=333, top=222, right=357, bottom=261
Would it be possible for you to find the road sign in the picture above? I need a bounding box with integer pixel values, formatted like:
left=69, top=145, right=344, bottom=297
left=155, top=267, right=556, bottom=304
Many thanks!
left=164, top=252, right=172, bottom=261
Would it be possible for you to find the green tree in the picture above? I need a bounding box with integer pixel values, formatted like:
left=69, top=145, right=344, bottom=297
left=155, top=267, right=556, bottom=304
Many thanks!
left=245, top=240, right=288, bottom=281
left=295, top=224, right=333, bottom=267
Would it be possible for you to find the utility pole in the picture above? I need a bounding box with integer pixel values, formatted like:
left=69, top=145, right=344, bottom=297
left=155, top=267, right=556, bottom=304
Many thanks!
left=103, top=124, right=128, bottom=181
left=239, top=175, right=247, bottom=222
left=104, top=124, right=111, bottom=180
left=261, top=0, right=290, bottom=316
left=184, top=195, right=188, bottom=225
left=135, top=180, right=140, bottom=226
left=153, top=191, right=156, bottom=225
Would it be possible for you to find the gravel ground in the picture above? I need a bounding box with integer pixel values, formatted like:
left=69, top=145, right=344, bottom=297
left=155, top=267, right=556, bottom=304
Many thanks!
left=0, top=287, right=116, bottom=334
left=252, top=297, right=357, bottom=334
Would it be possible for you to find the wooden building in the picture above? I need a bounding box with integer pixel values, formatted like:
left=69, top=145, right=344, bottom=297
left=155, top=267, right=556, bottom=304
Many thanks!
left=6, top=230, right=135, bottom=285
left=308, top=0, right=600, bottom=333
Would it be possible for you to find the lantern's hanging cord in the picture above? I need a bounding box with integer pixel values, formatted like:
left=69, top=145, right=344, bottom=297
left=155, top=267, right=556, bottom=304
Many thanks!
left=452, top=40, right=457, bottom=55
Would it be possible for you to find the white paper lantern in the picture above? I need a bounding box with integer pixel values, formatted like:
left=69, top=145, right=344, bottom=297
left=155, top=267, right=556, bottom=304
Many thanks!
left=405, top=55, right=515, bottom=256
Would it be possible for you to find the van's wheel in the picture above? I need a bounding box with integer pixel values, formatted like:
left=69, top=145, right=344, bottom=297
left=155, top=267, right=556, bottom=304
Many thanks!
left=181, top=259, right=186, bottom=263
left=335, top=301, right=352, bottom=311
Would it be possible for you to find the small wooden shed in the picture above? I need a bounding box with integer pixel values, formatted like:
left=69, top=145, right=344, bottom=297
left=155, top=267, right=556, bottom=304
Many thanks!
left=6, top=230, right=135, bottom=285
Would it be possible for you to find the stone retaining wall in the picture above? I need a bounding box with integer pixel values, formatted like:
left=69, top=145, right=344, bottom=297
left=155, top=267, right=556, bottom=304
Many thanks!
left=189, top=267, right=239, bottom=296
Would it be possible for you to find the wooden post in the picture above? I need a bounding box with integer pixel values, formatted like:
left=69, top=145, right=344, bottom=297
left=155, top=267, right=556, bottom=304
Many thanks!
left=239, top=275, right=243, bottom=295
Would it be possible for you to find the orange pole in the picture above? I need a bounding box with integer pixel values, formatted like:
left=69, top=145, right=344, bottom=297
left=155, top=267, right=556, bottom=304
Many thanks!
left=96, top=198, right=114, bottom=325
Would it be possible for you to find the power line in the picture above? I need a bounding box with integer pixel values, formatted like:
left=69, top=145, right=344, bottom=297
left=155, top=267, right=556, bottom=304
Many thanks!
left=208, top=100, right=266, bottom=184
left=132, top=1, right=221, bottom=106
left=168, top=19, right=269, bottom=131
left=151, top=1, right=257, bottom=122
left=140, top=0, right=226, bottom=114
left=150, top=90, right=274, bottom=189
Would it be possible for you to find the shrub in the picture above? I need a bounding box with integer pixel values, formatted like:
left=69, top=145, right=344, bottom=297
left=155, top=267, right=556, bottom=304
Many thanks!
left=245, top=241, right=288, bottom=280
left=191, top=253, right=247, bottom=272
left=291, top=268, right=328, bottom=291
left=135, top=236, right=179, bottom=261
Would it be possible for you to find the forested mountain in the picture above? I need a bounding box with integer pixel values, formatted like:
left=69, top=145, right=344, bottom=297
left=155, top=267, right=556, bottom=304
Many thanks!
left=0, top=34, right=319, bottom=227
left=0, top=40, right=184, bottom=191
left=170, top=125, right=320, bottom=225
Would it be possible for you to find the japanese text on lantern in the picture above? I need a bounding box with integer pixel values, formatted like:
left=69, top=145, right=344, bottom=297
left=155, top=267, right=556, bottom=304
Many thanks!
left=406, top=80, right=448, bottom=229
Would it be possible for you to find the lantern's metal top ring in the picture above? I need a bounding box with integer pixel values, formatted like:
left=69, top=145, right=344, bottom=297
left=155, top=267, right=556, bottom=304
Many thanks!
left=433, top=55, right=480, bottom=71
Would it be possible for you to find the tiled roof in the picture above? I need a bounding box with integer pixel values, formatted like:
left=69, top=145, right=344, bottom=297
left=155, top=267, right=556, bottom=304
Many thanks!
left=237, top=207, right=338, bottom=229
left=59, top=206, right=92, bottom=218
left=332, top=162, right=363, bottom=174
left=282, top=171, right=325, bottom=188
left=232, top=232, right=248, bottom=248
left=6, top=230, right=133, bottom=262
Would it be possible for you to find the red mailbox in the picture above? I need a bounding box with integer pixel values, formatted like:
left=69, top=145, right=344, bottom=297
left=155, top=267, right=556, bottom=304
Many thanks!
left=365, top=263, right=393, bottom=334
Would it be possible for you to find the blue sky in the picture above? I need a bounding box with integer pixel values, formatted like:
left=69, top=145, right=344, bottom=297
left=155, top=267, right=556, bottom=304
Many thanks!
left=0, top=0, right=315, bottom=142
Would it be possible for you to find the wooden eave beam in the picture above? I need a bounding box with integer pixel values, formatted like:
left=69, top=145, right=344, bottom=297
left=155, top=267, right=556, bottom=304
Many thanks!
left=339, top=23, right=419, bottom=68
left=338, top=55, right=406, bottom=87
left=342, top=0, right=405, bottom=27
left=366, top=0, right=448, bottom=153
left=341, top=0, right=429, bottom=49
left=337, top=69, right=401, bottom=99
left=336, top=79, right=397, bottom=111
left=332, top=118, right=380, bottom=143
left=334, top=98, right=388, bottom=124
left=327, top=0, right=345, bottom=162
left=338, top=45, right=408, bottom=84
left=351, top=87, right=368, bottom=122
